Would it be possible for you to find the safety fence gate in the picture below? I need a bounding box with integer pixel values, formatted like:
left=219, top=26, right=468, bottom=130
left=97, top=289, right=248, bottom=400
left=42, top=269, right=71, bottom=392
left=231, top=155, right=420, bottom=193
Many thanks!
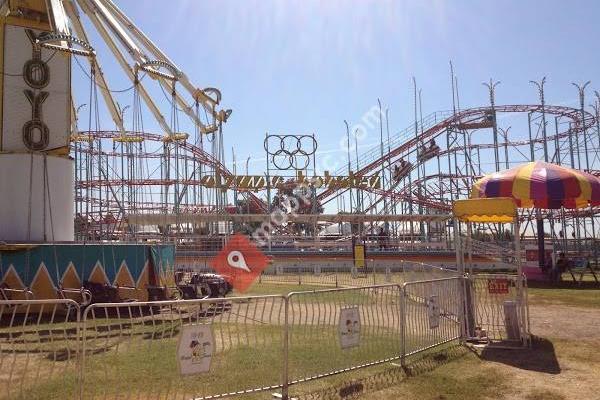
left=465, top=274, right=531, bottom=348
left=0, top=275, right=526, bottom=399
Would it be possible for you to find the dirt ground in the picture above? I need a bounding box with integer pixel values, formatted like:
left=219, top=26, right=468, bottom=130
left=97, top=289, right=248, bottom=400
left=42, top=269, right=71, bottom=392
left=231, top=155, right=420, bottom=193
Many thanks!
left=301, top=300, right=600, bottom=400
left=529, top=303, right=600, bottom=339
left=490, top=304, right=600, bottom=400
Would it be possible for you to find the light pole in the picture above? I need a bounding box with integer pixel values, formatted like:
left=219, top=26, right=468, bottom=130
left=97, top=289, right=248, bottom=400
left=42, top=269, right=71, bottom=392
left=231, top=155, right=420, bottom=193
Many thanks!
left=245, top=156, right=251, bottom=214
left=377, top=98, right=388, bottom=230
left=593, top=91, right=600, bottom=149
left=74, top=104, right=87, bottom=220
left=572, top=81, right=591, bottom=171
left=75, top=103, right=87, bottom=129
left=483, top=79, right=501, bottom=172
left=529, top=77, right=549, bottom=268
left=344, top=120, right=354, bottom=213
left=498, top=126, right=511, bottom=170
left=529, top=77, right=549, bottom=162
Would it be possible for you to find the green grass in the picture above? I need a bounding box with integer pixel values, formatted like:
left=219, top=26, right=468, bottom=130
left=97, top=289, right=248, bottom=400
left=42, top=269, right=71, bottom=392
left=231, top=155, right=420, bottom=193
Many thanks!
left=11, top=322, right=403, bottom=400
left=238, top=282, right=328, bottom=296
left=239, top=282, right=386, bottom=305
left=528, top=287, right=600, bottom=309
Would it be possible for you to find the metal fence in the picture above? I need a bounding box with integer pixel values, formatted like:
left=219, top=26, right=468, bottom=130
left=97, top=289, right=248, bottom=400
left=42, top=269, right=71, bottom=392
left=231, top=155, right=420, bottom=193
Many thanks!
left=0, top=299, right=81, bottom=400
left=0, top=275, right=527, bottom=399
left=259, top=259, right=458, bottom=288
left=402, top=277, right=464, bottom=359
left=286, top=285, right=403, bottom=387
left=80, top=295, right=287, bottom=400
left=466, top=274, right=530, bottom=347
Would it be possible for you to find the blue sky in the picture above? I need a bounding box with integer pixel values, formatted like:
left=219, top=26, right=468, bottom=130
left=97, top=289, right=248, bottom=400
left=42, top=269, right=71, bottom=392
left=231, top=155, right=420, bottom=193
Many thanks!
left=74, top=0, right=600, bottom=175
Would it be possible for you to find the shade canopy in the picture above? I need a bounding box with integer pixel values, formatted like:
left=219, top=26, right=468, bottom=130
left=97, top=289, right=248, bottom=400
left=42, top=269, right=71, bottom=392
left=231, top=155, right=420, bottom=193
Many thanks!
left=453, top=198, right=517, bottom=223
left=471, top=161, right=600, bottom=209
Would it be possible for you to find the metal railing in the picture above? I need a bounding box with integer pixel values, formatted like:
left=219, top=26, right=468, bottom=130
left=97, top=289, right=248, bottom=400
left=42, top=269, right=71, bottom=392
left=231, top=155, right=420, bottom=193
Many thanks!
left=0, top=274, right=528, bottom=399
left=79, top=295, right=287, bottom=400
left=402, top=277, right=464, bottom=360
left=258, top=259, right=458, bottom=288
left=286, top=285, right=403, bottom=388
left=465, top=274, right=530, bottom=347
left=0, top=299, right=81, bottom=400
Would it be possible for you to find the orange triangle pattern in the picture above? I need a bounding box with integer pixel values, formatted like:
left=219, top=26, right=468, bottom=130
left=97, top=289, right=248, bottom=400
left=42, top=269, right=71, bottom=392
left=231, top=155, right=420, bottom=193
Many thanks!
left=1, top=261, right=152, bottom=301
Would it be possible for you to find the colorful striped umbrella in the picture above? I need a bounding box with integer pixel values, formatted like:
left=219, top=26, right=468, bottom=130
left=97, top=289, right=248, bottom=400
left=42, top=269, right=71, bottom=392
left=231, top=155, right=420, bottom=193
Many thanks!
left=471, top=161, right=600, bottom=209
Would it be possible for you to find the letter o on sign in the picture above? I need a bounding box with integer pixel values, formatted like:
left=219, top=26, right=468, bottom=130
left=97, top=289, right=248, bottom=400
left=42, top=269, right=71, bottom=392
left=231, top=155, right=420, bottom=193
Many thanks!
left=23, top=59, right=50, bottom=89
left=23, top=119, right=50, bottom=151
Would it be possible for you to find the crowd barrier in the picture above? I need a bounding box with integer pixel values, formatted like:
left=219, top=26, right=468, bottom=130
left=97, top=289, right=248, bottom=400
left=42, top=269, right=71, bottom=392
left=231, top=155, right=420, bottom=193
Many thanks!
left=258, top=260, right=458, bottom=288
left=0, top=275, right=528, bottom=399
left=466, top=273, right=530, bottom=347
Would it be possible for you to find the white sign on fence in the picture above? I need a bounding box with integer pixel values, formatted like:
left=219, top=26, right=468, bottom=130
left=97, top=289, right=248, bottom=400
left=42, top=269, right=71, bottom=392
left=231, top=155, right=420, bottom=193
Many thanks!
left=427, top=295, right=440, bottom=329
left=339, top=307, right=361, bottom=349
left=177, top=325, right=214, bottom=375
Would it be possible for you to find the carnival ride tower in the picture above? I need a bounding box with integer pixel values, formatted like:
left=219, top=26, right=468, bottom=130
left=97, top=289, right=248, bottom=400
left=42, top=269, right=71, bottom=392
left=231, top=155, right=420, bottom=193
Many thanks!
left=0, top=0, right=74, bottom=242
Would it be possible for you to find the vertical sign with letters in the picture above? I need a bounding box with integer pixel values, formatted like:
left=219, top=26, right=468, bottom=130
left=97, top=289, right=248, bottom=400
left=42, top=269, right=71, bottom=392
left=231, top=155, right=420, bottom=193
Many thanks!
left=2, top=25, right=70, bottom=152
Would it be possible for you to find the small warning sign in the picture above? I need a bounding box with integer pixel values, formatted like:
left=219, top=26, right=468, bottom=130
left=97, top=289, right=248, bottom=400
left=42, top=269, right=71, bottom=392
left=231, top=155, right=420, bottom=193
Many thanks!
left=488, top=279, right=510, bottom=294
left=427, top=295, right=440, bottom=329
left=177, top=325, right=214, bottom=375
left=339, top=307, right=361, bottom=349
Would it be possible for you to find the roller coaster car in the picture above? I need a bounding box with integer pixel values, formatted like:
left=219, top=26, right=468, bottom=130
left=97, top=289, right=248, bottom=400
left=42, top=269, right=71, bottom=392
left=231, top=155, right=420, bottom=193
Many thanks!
left=393, top=161, right=413, bottom=182
left=418, top=142, right=440, bottom=162
left=173, top=272, right=233, bottom=300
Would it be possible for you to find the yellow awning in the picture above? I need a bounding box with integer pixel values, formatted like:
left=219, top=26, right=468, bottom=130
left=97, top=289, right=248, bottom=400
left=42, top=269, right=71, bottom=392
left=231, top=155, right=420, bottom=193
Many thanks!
left=453, top=198, right=517, bottom=223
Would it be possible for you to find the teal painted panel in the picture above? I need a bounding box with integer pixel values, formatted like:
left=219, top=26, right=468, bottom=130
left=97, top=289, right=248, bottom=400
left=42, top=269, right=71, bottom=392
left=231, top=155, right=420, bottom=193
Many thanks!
left=0, top=244, right=175, bottom=287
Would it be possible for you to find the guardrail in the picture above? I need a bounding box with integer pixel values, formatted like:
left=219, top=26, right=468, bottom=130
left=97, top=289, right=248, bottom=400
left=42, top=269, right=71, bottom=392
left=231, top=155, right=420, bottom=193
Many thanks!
left=0, top=274, right=528, bottom=399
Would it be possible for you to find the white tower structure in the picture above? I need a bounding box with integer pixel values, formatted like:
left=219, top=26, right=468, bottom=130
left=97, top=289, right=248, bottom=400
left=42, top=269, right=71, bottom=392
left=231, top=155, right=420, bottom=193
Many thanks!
left=0, top=0, right=74, bottom=241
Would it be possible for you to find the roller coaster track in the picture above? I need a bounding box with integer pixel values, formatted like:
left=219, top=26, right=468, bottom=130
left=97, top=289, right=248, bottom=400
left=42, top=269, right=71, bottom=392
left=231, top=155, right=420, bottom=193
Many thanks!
left=319, top=104, right=596, bottom=210
left=79, top=104, right=597, bottom=222
left=76, top=130, right=268, bottom=212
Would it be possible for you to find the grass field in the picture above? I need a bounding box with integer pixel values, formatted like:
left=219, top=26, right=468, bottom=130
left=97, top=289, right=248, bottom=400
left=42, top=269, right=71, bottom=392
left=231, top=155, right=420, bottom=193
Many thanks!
left=2, top=279, right=598, bottom=400
left=528, top=285, right=600, bottom=309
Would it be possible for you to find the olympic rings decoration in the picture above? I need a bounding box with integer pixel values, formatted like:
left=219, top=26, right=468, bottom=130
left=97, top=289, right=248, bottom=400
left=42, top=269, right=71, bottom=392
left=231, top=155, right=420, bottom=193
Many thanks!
left=264, top=134, right=318, bottom=171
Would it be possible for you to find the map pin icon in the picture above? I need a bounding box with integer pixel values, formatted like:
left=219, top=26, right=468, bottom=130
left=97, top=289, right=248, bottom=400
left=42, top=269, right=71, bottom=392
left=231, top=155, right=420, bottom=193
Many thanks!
left=227, top=251, right=251, bottom=272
